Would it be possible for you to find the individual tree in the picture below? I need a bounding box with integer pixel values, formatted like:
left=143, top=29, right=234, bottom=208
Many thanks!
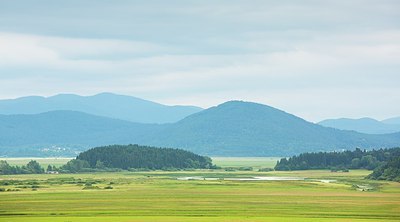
left=61, top=159, right=90, bottom=173
left=26, top=160, right=44, bottom=174
left=0, top=160, right=14, bottom=174
left=95, top=160, right=105, bottom=169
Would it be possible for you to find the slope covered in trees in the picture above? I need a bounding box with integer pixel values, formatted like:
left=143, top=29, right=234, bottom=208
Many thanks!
left=0, top=111, right=160, bottom=156
left=275, top=147, right=400, bottom=171
left=2, top=101, right=400, bottom=157
left=367, top=154, right=400, bottom=182
left=149, top=101, right=400, bottom=156
left=74, top=144, right=213, bottom=170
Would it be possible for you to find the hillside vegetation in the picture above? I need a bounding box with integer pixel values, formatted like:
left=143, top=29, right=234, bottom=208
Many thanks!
left=368, top=155, right=400, bottom=182
left=149, top=101, right=400, bottom=156
left=1, top=145, right=214, bottom=174
left=275, top=147, right=400, bottom=182
left=73, top=144, right=213, bottom=171
left=1, top=101, right=400, bottom=157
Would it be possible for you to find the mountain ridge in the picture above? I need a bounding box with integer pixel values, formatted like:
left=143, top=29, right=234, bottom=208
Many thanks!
left=1, top=100, right=399, bottom=157
left=149, top=101, right=400, bottom=156
left=0, top=93, right=203, bottom=124
left=382, top=117, right=400, bottom=125
left=319, top=117, right=400, bottom=134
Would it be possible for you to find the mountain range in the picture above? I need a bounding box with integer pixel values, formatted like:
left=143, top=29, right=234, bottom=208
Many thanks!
left=0, top=93, right=202, bottom=124
left=319, top=117, right=400, bottom=134
left=1, top=95, right=399, bottom=157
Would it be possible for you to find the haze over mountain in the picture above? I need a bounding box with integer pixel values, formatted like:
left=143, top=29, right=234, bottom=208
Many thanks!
left=0, top=93, right=203, bottom=124
left=1, top=101, right=399, bottom=157
left=382, top=117, right=400, bottom=125
left=151, top=102, right=400, bottom=156
left=319, top=118, right=400, bottom=134
left=0, top=111, right=161, bottom=156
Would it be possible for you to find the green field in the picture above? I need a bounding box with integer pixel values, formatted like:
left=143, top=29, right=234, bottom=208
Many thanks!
left=0, top=158, right=72, bottom=168
left=0, top=158, right=399, bottom=221
left=212, top=157, right=279, bottom=169
left=1, top=157, right=279, bottom=169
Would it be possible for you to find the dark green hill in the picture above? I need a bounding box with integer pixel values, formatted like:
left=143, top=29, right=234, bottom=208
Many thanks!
left=368, top=150, right=400, bottom=182
left=75, top=144, right=212, bottom=170
left=149, top=101, right=400, bottom=156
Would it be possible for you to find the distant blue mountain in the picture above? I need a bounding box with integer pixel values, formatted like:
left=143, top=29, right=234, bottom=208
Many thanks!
left=382, top=117, right=400, bottom=125
left=319, top=117, right=400, bottom=134
left=149, top=101, right=400, bottom=156
left=0, top=93, right=203, bottom=123
left=0, top=111, right=161, bottom=156
left=1, top=101, right=400, bottom=157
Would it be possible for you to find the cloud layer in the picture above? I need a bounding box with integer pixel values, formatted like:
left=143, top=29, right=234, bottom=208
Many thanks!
left=0, top=1, right=399, bottom=121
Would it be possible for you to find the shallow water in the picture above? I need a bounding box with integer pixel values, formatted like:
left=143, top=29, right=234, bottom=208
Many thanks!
left=317, top=179, right=337, bottom=183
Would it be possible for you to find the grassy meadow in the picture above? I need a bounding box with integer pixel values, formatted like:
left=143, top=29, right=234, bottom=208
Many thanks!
left=0, top=157, right=72, bottom=168
left=212, top=157, right=279, bottom=169
left=0, top=158, right=399, bottom=221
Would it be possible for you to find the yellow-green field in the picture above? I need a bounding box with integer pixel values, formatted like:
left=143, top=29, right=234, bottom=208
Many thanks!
left=0, top=158, right=399, bottom=221
left=0, top=157, right=72, bottom=168
left=212, top=157, right=279, bottom=169
left=1, top=157, right=279, bottom=169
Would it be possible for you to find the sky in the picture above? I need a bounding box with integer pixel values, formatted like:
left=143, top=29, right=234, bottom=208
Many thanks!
left=0, top=0, right=399, bottom=122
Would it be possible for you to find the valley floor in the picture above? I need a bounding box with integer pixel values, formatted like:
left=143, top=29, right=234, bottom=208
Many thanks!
left=0, top=159, right=399, bottom=221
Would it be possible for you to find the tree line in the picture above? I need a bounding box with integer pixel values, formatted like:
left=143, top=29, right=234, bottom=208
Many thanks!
left=274, top=147, right=400, bottom=182
left=73, top=144, right=214, bottom=171
left=367, top=155, right=400, bottom=182
left=0, top=160, right=45, bottom=174
left=1, top=144, right=214, bottom=174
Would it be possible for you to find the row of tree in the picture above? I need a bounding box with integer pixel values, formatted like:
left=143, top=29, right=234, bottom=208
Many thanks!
left=274, top=147, right=400, bottom=182
left=367, top=155, right=400, bottom=182
left=0, top=160, right=45, bottom=174
left=275, top=148, right=399, bottom=171
left=1, top=145, right=214, bottom=174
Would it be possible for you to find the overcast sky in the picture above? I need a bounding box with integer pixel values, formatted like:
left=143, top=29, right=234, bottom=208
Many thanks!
left=0, top=0, right=399, bottom=122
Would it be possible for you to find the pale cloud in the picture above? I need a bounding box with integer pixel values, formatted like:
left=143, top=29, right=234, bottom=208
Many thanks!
left=0, top=32, right=170, bottom=66
left=0, top=33, right=58, bottom=66
left=0, top=1, right=399, bottom=121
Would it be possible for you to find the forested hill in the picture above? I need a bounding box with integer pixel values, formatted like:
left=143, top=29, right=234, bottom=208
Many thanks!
left=367, top=154, right=400, bottom=182
left=0, top=111, right=160, bottom=156
left=148, top=101, right=400, bottom=156
left=75, top=144, right=213, bottom=170
left=1, top=101, right=400, bottom=157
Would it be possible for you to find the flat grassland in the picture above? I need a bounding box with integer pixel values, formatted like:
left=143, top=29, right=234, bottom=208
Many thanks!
left=0, top=158, right=399, bottom=221
left=0, top=157, right=73, bottom=167
left=212, top=157, right=279, bottom=169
